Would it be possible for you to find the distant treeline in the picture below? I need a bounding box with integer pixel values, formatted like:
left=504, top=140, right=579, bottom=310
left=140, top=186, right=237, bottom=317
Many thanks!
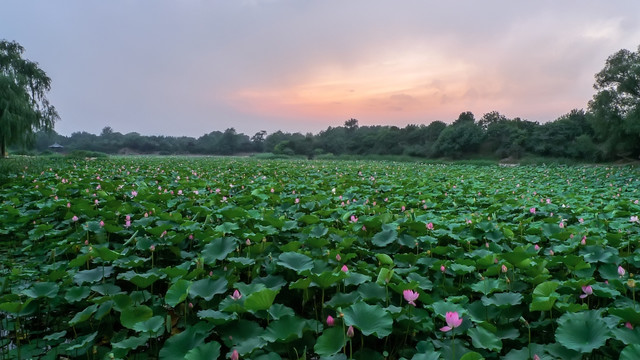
left=25, top=108, right=632, bottom=161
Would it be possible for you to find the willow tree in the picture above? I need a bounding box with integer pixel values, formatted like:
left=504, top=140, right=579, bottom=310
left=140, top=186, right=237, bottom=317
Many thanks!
left=0, top=40, right=58, bottom=157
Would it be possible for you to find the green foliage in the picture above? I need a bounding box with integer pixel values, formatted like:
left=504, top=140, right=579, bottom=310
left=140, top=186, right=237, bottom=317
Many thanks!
left=1, top=157, right=640, bottom=359
left=589, top=45, right=640, bottom=159
left=0, top=39, right=58, bottom=157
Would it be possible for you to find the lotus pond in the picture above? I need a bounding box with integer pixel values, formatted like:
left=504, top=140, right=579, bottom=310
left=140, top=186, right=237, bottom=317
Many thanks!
left=1, top=157, right=640, bottom=360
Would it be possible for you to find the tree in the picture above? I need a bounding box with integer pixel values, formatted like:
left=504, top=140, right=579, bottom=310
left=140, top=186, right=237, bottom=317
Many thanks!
left=251, top=130, right=267, bottom=152
left=0, top=40, right=58, bottom=157
left=478, top=111, right=508, bottom=130
left=453, top=111, right=475, bottom=126
left=344, top=118, right=359, bottom=130
left=433, top=122, right=484, bottom=158
left=588, top=45, right=640, bottom=159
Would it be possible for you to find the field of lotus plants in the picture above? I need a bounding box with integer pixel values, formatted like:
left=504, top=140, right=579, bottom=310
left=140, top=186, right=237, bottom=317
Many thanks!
left=1, top=156, right=640, bottom=360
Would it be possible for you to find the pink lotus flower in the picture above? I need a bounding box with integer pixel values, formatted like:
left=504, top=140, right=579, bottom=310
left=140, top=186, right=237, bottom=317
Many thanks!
left=559, top=222, right=564, bottom=229
left=529, top=207, right=536, bottom=214
left=426, top=222, right=434, bottom=230
left=618, top=266, right=626, bottom=277
left=579, top=218, right=584, bottom=224
left=631, top=216, right=639, bottom=223
left=581, top=236, right=586, bottom=245
left=336, top=254, right=341, bottom=261
left=350, top=215, right=358, bottom=223
left=580, top=285, right=593, bottom=299
left=403, top=289, right=419, bottom=306
left=440, top=311, right=463, bottom=332
left=501, top=265, right=508, bottom=273
left=534, top=244, right=540, bottom=251
left=230, top=290, right=242, bottom=300
left=440, top=265, right=446, bottom=273
left=99, top=220, right=104, bottom=227
left=131, top=190, right=138, bottom=197
left=72, top=215, right=78, bottom=222
left=326, top=315, right=335, bottom=327
left=150, top=245, right=155, bottom=252
left=341, top=265, right=349, bottom=273
left=626, top=322, right=634, bottom=330
left=295, top=198, right=299, bottom=204
left=230, top=349, right=239, bottom=360
left=346, top=325, right=354, bottom=337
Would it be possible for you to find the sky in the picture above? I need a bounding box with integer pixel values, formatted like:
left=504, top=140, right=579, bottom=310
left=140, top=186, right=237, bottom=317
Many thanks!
left=2, top=1, right=640, bottom=138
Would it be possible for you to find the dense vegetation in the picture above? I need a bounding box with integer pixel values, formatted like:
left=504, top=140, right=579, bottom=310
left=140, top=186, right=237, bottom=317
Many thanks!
left=1, top=156, right=640, bottom=359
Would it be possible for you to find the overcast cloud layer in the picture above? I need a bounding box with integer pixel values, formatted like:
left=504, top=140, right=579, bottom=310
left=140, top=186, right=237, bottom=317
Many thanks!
left=2, top=1, right=640, bottom=137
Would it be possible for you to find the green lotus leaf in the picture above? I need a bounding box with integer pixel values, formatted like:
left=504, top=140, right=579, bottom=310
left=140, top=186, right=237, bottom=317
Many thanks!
left=202, top=237, right=238, bottom=264
left=215, top=222, right=240, bottom=234
left=112, top=334, right=150, bottom=350
left=371, top=228, right=398, bottom=247
left=65, top=331, right=97, bottom=352
left=43, top=330, right=67, bottom=342
left=608, top=307, right=640, bottom=325
left=22, top=282, right=59, bottom=299
left=64, top=286, right=91, bottom=303
left=620, top=344, right=640, bottom=360
left=262, top=315, right=307, bottom=342
left=118, top=270, right=164, bottom=288
left=277, top=252, right=314, bottom=273
left=159, top=322, right=213, bottom=360
left=314, top=327, right=347, bottom=356
left=343, top=302, right=393, bottom=338
left=299, top=214, right=320, bottom=224
left=69, top=304, right=98, bottom=326
left=481, top=292, right=523, bottom=307
left=165, top=279, right=192, bottom=307
left=470, top=278, right=506, bottom=295
left=92, top=246, right=121, bottom=261
left=268, top=304, right=295, bottom=320
left=459, top=352, right=484, bottom=360
left=468, top=325, right=502, bottom=351
left=120, top=305, right=153, bottom=329
left=198, top=309, right=237, bottom=325
left=555, top=311, right=611, bottom=353
left=132, top=315, right=165, bottom=334
left=530, top=281, right=559, bottom=312
left=189, top=277, right=228, bottom=301
left=611, top=326, right=640, bottom=346
left=95, top=301, right=114, bottom=320
left=73, top=266, right=113, bottom=285
left=222, top=319, right=267, bottom=355
left=346, top=272, right=371, bottom=287
left=185, top=341, right=221, bottom=360
left=310, top=271, right=345, bottom=289
left=91, top=283, right=122, bottom=296
left=244, top=288, right=279, bottom=312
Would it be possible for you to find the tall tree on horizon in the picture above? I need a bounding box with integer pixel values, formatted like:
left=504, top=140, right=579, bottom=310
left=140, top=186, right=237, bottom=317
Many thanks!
left=588, top=44, right=640, bottom=159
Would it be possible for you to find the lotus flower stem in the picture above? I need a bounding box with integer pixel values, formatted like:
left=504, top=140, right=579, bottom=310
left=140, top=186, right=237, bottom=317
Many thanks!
left=321, top=288, right=325, bottom=319
left=451, top=334, right=455, bottom=360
